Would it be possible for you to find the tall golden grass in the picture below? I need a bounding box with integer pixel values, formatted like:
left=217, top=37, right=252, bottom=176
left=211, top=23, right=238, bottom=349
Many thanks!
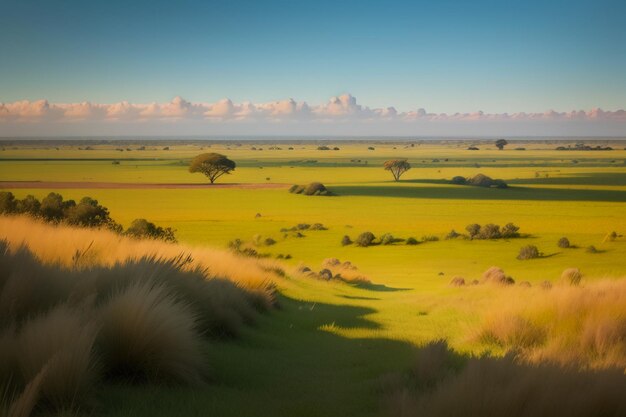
left=476, top=279, right=626, bottom=370
left=383, top=341, right=626, bottom=417
left=0, top=215, right=280, bottom=301
left=0, top=215, right=286, bottom=413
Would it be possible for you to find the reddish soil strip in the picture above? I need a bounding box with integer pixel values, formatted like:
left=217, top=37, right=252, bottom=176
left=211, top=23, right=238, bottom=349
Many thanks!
left=0, top=181, right=290, bottom=190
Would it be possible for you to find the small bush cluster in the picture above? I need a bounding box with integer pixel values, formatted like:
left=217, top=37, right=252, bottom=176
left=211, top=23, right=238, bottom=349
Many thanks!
left=0, top=191, right=176, bottom=242
left=288, top=182, right=333, bottom=196
left=464, top=222, right=520, bottom=240
left=450, top=173, right=507, bottom=188
left=280, top=223, right=327, bottom=232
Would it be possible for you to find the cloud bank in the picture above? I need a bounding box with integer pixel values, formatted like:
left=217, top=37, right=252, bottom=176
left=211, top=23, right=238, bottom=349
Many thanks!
left=1, top=94, right=625, bottom=136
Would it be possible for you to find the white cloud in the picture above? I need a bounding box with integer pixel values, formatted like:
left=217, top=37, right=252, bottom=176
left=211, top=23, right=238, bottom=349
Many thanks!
left=1, top=94, right=625, bottom=136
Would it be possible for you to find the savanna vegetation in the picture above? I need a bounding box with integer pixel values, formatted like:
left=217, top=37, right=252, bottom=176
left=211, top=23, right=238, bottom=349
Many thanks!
left=0, top=139, right=625, bottom=416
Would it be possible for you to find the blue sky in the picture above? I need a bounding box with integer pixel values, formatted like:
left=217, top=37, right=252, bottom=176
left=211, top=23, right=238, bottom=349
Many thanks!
left=0, top=0, right=625, bottom=136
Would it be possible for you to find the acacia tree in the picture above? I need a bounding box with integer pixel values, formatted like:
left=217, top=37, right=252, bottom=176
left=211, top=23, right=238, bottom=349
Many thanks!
left=495, top=139, right=508, bottom=150
left=189, top=153, right=236, bottom=184
left=383, top=159, right=411, bottom=181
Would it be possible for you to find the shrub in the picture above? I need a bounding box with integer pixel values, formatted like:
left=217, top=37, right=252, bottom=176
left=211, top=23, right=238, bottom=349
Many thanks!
left=561, top=268, right=583, bottom=286
left=304, top=182, right=327, bottom=196
left=318, top=269, right=333, bottom=280
left=317, top=145, right=331, bottom=150
left=586, top=245, right=599, bottom=253
left=465, top=224, right=481, bottom=239
left=445, top=230, right=461, bottom=240
left=466, top=174, right=508, bottom=188
left=478, top=224, right=501, bottom=239
left=341, top=235, right=353, bottom=246
left=380, top=233, right=396, bottom=245
left=310, top=223, right=327, bottom=230
left=406, top=237, right=419, bottom=245
left=355, top=232, right=376, bottom=247
left=125, top=219, right=177, bottom=243
left=288, top=184, right=299, bottom=193
left=451, top=176, right=466, bottom=185
left=558, top=237, right=570, bottom=248
left=421, top=235, right=439, bottom=242
left=264, top=237, right=276, bottom=246
left=501, top=223, right=520, bottom=238
left=517, top=245, right=540, bottom=260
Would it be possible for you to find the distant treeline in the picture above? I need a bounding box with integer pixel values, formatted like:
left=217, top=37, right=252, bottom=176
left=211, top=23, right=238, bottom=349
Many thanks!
left=0, top=191, right=176, bottom=242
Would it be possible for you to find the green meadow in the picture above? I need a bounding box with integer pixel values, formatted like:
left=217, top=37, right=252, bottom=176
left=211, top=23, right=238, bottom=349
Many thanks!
left=1, top=140, right=626, bottom=416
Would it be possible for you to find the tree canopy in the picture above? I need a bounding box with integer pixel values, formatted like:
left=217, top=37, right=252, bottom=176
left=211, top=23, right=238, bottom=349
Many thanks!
left=383, top=159, right=411, bottom=181
left=189, top=153, right=236, bottom=184
left=495, top=139, right=508, bottom=150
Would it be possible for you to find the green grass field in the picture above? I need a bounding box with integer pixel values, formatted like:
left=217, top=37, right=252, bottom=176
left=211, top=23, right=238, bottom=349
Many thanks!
left=1, top=140, right=626, bottom=416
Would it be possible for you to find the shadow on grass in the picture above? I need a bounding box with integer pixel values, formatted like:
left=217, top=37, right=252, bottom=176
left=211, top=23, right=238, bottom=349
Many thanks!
left=331, top=184, right=626, bottom=202
left=349, top=281, right=412, bottom=292
left=98, top=294, right=419, bottom=417
left=338, top=294, right=382, bottom=301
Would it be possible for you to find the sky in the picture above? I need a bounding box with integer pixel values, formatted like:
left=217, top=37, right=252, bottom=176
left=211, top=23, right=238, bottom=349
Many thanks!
left=1, top=0, right=625, bottom=136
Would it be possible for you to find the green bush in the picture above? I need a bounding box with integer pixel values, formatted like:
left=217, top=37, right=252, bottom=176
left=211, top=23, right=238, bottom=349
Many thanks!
left=466, top=223, right=481, bottom=239
left=478, top=224, right=501, bottom=239
left=406, top=237, right=419, bottom=245
left=445, top=229, right=461, bottom=240
left=125, top=219, right=177, bottom=243
left=380, top=233, right=396, bottom=245
left=355, top=232, right=376, bottom=247
left=558, top=237, right=570, bottom=248
left=517, top=245, right=540, bottom=260
left=501, top=223, right=520, bottom=238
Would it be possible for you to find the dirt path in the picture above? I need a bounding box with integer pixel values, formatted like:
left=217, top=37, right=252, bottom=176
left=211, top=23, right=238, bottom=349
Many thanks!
left=0, top=181, right=290, bottom=190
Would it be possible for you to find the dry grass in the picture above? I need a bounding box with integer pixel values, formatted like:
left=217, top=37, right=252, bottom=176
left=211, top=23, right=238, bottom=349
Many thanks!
left=16, top=305, right=98, bottom=410
left=0, top=215, right=284, bottom=413
left=0, top=215, right=279, bottom=301
left=383, top=341, right=626, bottom=417
left=99, top=283, right=206, bottom=384
left=475, top=279, right=626, bottom=370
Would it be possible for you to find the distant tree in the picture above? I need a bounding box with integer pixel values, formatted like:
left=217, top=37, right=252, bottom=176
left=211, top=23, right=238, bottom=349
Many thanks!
left=383, top=159, right=411, bottom=181
left=40, top=192, right=66, bottom=222
left=466, top=223, right=481, bottom=239
left=65, top=197, right=116, bottom=228
left=495, top=139, right=508, bottom=150
left=0, top=191, right=17, bottom=214
left=189, top=153, right=236, bottom=184
left=15, top=195, right=41, bottom=216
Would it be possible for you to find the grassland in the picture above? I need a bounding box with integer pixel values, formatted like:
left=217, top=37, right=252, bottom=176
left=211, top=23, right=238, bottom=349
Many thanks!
left=1, top=139, right=625, bottom=416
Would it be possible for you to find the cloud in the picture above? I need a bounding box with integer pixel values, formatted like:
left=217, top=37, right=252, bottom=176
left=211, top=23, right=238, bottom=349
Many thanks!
left=1, top=94, right=625, bottom=135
